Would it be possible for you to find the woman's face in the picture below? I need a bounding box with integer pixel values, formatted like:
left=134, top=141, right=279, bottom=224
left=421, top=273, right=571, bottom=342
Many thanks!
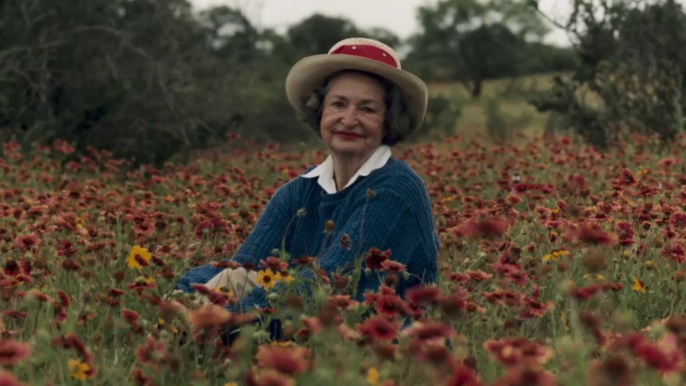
left=320, top=71, right=387, bottom=159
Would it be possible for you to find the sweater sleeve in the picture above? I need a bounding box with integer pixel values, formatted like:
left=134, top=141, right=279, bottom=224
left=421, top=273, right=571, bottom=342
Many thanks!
left=173, top=178, right=299, bottom=293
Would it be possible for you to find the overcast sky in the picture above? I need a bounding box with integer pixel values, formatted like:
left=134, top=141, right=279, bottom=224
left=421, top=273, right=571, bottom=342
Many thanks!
left=189, top=0, right=577, bottom=46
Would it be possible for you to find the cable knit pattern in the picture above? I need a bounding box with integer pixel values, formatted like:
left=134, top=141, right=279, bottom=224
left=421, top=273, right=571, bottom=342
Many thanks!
left=174, top=157, right=440, bottom=313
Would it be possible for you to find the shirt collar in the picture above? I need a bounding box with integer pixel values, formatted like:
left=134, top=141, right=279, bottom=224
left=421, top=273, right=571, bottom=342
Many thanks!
left=302, top=145, right=392, bottom=194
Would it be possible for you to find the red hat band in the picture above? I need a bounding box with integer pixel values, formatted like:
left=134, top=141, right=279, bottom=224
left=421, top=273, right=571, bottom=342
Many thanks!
left=329, top=44, right=399, bottom=69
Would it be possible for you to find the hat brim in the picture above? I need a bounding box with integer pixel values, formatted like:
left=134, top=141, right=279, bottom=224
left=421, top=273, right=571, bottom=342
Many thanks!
left=285, top=54, right=428, bottom=131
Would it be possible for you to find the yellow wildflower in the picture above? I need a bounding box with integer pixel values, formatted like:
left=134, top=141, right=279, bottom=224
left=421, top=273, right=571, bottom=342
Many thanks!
left=367, top=367, right=381, bottom=386
left=275, top=272, right=293, bottom=284
left=543, top=250, right=570, bottom=262
left=127, top=245, right=152, bottom=270
left=68, top=358, right=90, bottom=381
left=560, top=311, right=570, bottom=332
left=257, top=269, right=277, bottom=290
left=583, top=274, right=606, bottom=281
left=633, top=276, right=646, bottom=293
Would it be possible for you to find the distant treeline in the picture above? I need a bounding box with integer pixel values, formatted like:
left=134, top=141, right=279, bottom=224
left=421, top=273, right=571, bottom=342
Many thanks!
left=1, top=0, right=683, bottom=166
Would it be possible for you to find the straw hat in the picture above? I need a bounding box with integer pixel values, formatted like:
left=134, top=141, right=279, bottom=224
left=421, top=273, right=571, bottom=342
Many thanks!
left=285, top=37, right=428, bottom=130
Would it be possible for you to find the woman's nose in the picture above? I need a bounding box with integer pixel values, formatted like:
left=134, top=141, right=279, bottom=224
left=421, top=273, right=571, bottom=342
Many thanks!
left=340, top=107, right=359, bottom=127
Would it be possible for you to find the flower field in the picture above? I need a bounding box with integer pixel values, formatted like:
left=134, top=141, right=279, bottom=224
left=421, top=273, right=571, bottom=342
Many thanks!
left=2, top=133, right=686, bottom=386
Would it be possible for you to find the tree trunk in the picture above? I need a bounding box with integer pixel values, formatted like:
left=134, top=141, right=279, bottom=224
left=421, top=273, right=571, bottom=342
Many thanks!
left=471, top=78, right=483, bottom=98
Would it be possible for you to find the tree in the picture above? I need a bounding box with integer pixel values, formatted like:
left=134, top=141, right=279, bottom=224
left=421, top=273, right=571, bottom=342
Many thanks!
left=529, top=0, right=686, bottom=149
left=287, top=14, right=362, bottom=57
left=406, top=0, right=551, bottom=97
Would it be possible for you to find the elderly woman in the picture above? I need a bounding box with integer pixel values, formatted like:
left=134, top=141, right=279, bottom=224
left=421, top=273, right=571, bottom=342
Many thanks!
left=173, top=38, right=439, bottom=321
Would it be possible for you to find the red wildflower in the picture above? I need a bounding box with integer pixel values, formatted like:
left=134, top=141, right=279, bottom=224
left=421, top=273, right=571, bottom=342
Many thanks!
left=253, top=369, right=295, bottom=386
left=255, top=345, right=311, bottom=376
left=494, top=367, right=558, bottom=386
left=187, top=306, right=232, bottom=330
left=439, top=293, right=467, bottom=317
left=615, top=222, right=635, bottom=245
left=380, top=260, right=406, bottom=273
left=375, top=295, right=406, bottom=318
left=0, top=371, right=26, bottom=386
left=446, top=366, right=483, bottom=386
left=0, top=339, right=32, bottom=365
left=572, top=284, right=603, bottom=300
left=402, top=321, right=455, bottom=343
left=405, top=285, right=441, bottom=307
left=572, top=222, right=617, bottom=246
left=260, top=257, right=289, bottom=273
left=122, top=309, right=140, bottom=325
left=662, top=241, right=686, bottom=263
left=136, top=337, right=169, bottom=369
left=634, top=334, right=683, bottom=374
left=484, top=337, right=553, bottom=368
left=15, top=234, right=39, bottom=252
left=357, top=316, right=400, bottom=341
left=459, top=217, right=508, bottom=239
left=327, top=295, right=359, bottom=311
left=365, top=248, right=392, bottom=270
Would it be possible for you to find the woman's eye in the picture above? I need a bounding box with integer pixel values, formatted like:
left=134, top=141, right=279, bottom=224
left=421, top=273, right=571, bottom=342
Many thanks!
left=362, top=107, right=375, bottom=113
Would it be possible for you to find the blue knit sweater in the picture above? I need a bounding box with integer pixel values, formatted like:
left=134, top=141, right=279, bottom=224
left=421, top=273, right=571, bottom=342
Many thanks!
left=174, top=157, right=440, bottom=313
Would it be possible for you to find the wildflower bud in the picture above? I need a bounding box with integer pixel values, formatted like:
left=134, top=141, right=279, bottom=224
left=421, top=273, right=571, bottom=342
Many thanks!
left=622, top=250, right=631, bottom=259
left=612, top=312, right=635, bottom=332
left=313, top=288, right=328, bottom=305
left=34, top=257, right=48, bottom=269
left=383, top=274, right=398, bottom=288
left=541, top=265, right=552, bottom=275
left=579, top=311, right=602, bottom=329
left=556, top=336, right=579, bottom=357
left=582, top=249, right=606, bottom=273
left=114, top=270, right=125, bottom=282
left=190, top=370, right=206, bottom=382
left=503, top=319, right=518, bottom=331
left=238, top=209, right=249, bottom=219
left=252, top=330, right=270, bottom=342
left=267, top=293, right=280, bottom=302
left=92, top=333, right=103, bottom=343
left=557, top=280, right=575, bottom=296
left=652, top=237, right=664, bottom=248
left=373, top=342, right=397, bottom=361
left=664, top=315, right=686, bottom=334
left=61, top=259, right=79, bottom=271
left=602, top=354, right=630, bottom=380
left=557, top=261, right=569, bottom=272
left=317, top=302, right=338, bottom=327
left=281, top=321, right=296, bottom=340
left=462, top=355, right=477, bottom=370
left=645, top=260, right=656, bottom=270
left=324, top=220, right=335, bottom=234
left=673, top=270, right=686, bottom=282
left=285, top=295, right=303, bottom=310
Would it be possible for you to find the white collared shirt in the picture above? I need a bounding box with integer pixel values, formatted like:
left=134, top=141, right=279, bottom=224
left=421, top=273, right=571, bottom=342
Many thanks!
left=302, top=145, right=392, bottom=194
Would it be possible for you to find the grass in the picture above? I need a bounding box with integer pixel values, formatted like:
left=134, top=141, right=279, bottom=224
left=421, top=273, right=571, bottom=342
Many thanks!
left=427, top=72, right=572, bottom=138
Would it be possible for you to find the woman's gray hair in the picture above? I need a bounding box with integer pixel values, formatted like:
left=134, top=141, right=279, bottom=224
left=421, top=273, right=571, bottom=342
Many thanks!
left=299, top=70, right=416, bottom=146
